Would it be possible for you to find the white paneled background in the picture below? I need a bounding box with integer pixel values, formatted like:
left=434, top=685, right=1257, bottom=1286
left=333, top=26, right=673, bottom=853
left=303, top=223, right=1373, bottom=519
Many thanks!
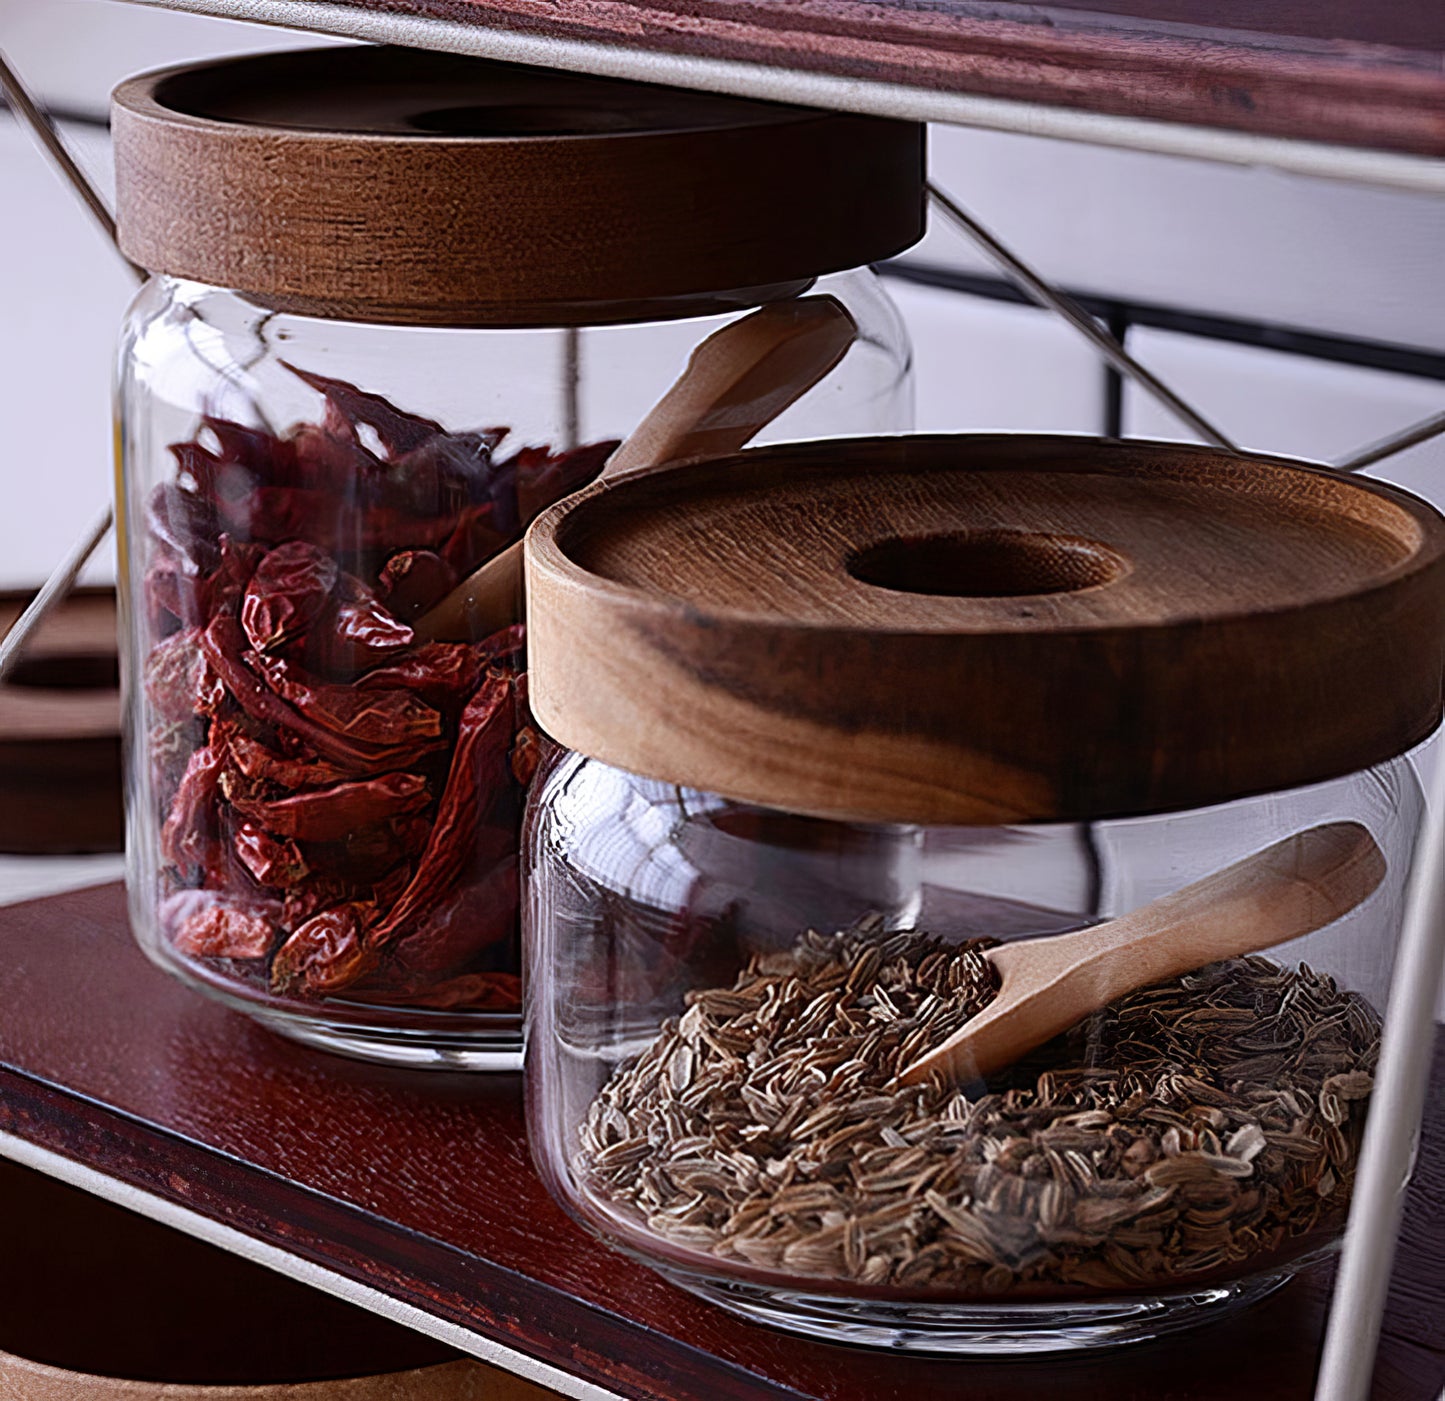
left=2, top=2, right=1444, bottom=985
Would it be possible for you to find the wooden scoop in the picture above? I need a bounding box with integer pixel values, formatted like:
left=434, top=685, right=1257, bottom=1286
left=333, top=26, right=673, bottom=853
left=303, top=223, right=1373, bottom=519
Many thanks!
left=899, top=821, right=1387, bottom=1088
left=415, top=295, right=858, bottom=643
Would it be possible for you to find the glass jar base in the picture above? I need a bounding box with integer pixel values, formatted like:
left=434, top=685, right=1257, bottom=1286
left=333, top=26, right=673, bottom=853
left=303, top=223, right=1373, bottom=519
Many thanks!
left=656, top=1268, right=1292, bottom=1355
left=252, top=1010, right=523, bottom=1071
left=137, top=938, right=525, bottom=1071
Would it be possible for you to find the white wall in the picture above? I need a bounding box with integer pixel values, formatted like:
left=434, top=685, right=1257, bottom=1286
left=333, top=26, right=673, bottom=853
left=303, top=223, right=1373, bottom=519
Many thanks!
left=0, top=1, right=340, bottom=589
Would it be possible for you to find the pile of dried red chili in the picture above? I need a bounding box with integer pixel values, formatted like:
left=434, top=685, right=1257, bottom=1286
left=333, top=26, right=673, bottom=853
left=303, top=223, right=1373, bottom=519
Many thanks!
left=142, top=365, right=614, bottom=1012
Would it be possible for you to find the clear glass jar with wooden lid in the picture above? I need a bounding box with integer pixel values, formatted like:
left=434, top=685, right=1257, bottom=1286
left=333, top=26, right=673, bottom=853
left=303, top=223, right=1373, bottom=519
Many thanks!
left=111, top=46, right=920, bottom=1069
left=521, top=433, right=1445, bottom=1350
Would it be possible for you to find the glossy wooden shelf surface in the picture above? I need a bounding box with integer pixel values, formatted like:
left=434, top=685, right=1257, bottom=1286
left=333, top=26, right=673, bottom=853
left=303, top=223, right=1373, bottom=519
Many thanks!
left=124, top=0, right=1445, bottom=175
left=0, top=881, right=1440, bottom=1399
left=390, top=0, right=1445, bottom=150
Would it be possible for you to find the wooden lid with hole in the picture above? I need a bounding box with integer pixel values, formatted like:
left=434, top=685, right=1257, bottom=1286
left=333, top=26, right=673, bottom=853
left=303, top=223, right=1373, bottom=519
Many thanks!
left=111, top=47, right=924, bottom=327
left=525, top=434, right=1445, bottom=824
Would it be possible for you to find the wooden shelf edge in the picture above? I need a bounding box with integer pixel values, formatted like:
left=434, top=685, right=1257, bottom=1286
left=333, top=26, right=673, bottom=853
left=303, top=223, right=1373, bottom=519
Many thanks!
left=0, top=1064, right=784, bottom=1401
left=0, top=1123, right=615, bottom=1401
left=119, top=0, right=1445, bottom=192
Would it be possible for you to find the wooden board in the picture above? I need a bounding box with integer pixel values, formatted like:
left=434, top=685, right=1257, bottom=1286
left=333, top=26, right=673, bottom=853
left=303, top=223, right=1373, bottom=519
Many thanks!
left=141, top=0, right=1445, bottom=162
left=0, top=880, right=1439, bottom=1400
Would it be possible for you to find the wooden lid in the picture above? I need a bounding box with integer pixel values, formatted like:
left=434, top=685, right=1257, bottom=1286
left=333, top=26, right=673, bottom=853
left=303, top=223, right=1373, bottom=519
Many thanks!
left=111, top=47, right=924, bottom=327
left=526, top=434, right=1445, bottom=824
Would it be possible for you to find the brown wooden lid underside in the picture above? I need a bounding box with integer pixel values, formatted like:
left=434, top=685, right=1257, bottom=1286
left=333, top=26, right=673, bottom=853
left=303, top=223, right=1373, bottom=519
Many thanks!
left=111, top=48, right=923, bottom=327
left=526, top=435, right=1445, bottom=824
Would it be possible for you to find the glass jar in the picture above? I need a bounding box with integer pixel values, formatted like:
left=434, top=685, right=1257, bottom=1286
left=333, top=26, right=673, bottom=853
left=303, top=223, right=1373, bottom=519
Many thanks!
left=526, top=755, right=1420, bottom=1351
left=521, top=433, right=1445, bottom=1350
left=112, top=49, right=921, bottom=1068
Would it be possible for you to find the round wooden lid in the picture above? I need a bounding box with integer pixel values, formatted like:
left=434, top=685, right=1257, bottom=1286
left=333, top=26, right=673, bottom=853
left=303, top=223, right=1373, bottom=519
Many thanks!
left=526, top=435, right=1445, bottom=824
left=111, top=47, right=924, bottom=327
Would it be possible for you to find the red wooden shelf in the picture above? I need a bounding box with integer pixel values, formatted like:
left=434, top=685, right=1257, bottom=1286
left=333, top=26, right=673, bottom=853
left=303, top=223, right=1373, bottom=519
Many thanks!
left=0, top=881, right=1440, bottom=1399
left=336, top=0, right=1445, bottom=153
left=119, top=0, right=1445, bottom=184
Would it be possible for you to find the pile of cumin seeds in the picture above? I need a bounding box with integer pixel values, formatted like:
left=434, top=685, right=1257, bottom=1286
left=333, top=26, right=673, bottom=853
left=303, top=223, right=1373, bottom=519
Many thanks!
left=577, top=916, right=1382, bottom=1294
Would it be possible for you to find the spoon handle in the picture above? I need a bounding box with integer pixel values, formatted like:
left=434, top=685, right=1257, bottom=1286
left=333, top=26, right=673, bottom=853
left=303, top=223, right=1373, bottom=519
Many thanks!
left=415, top=296, right=857, bottom=643
left=602, top=294, right=857, bottom=477
left=902, top=821, right=1387, bottom=1086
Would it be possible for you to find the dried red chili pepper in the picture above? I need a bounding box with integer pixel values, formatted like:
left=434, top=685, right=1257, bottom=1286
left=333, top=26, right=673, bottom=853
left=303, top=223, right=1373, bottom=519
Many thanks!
left=234, top=822, right=310, bottom=888
left=164, top=891, right=280, bottom=961
left=514, top=438, right=615, bottom=524
left=201, top=616, right=437, bottom=772
left=205, top=537, right=266, bottom=623
left=368, top=672, right=515, bottom=949
left=285, top=364, right=446, bottom=456
left=281, top=877, right=355, bottom=933
left=477, top=623, right=527, bottom=670
left=348, top=630, right=521, bottom=715
left=145, top=552, right=202, bottom=636
left=150, top=370, right=613, bottom=1020
left=377, top=550, right=457, bottom=620
left=310, top=574, right=418, bottom=676
left=289, top=421, right=378, bottom=495
left=272, top=901, right=378, bottom=995
left=160, top=744, right=224, bottom=877
left=354, top=642, right=485, bottom=710
left=252, top=652, right=443, bottom=747
left=202, top=417, right=296, bottom=483
left=174, top=438, right=259, bottom=510
left=386, top=433, right=503, bottom=518
left=385, top=856, right=518, bottom=978
left=147, top=482, right=220, bottom=574
left=440, top=503, right=511, bottom=577
left=242, top=541, right=339, bottom=652
left=231, top=772, right=430, bottom=842
left=213, top=718, right=352, bottom=792
left=300, top=814, right=432, bottom=885
left=371, top=859, right=414, bottom=910
left=150, top=718, right=202, bottom=805
left=145, top=627, right=221, bottom=723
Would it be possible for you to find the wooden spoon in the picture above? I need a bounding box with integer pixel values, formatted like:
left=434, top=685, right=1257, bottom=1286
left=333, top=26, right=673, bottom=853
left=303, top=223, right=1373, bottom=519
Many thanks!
left=899, top=821, right=1387, bottom=1088
left=414, top=295, right=858, bottom=643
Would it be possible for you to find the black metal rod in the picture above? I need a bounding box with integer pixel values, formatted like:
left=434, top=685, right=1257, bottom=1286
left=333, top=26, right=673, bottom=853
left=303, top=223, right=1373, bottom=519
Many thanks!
left=1335, top=408, right=1445, bottom=472
left=881, top=261, right=1445, bottom=385
left=0, top=47, right=136, bottom=679
left=0, top=47, right=141, bottom=281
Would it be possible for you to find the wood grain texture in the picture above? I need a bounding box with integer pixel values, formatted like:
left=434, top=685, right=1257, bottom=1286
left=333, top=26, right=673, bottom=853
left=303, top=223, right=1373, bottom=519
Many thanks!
left=0, top=881, right=1440, bottom=1399
left=271, top=0, right=1445, bottom=158
left=526, top=434, right=1445, bottom=825
left=0, top=589, right=121, bottom=854
left=111, top=47, right=923, bottom=327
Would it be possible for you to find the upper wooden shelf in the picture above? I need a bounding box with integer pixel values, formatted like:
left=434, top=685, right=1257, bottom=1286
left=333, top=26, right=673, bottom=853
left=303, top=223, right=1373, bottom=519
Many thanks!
left=124, top=0, right=1445, bottom=190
